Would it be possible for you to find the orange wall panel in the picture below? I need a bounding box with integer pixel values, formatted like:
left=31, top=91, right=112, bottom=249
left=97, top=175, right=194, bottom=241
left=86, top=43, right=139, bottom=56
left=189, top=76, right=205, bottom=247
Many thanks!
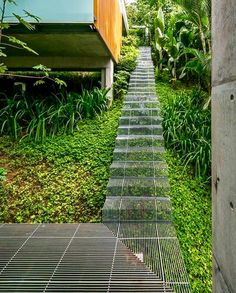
left=94, top=0, right=123, bottom=63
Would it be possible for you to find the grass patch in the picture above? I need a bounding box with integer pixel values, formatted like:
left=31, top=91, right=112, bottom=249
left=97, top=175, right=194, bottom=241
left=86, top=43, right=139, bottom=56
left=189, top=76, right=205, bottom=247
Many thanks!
left=0, top=99, right=123, bottom=223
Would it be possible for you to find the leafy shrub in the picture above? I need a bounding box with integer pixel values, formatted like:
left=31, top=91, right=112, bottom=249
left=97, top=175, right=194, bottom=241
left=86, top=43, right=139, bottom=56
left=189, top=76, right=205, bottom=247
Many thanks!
left=113, top=71, right=131, bottom=99
left=159, top=83, right=211, bottom=177
left=113, top=35, right=138, bottom=99
left=116, top=38, right=139, bottom=73
left=0, top=87, right=109, bottom=142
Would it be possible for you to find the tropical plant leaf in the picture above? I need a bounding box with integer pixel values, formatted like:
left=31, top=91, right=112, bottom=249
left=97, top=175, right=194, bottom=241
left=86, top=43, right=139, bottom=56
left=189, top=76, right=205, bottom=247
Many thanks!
left=0, top=63, right=8, bottom=73
left=33, top=64, right=51, bottom=72
left=23, top=10, right=41, bottom=22
left=12, top=13, right=35, bottom=30
left=7, top=36, right=38, bottom=55
left=33, top=80, right=45, bottom=86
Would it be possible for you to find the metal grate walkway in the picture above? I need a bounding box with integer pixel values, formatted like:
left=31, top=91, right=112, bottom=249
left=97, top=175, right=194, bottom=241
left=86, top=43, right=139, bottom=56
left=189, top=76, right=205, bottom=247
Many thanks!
left=103, top=47, right=191, bottom=293
left=0, top=223, right=173, bottom=292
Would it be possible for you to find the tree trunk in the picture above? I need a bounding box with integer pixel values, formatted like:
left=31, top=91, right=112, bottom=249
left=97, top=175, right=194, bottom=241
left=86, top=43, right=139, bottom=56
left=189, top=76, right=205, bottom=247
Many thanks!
left=198, top=17, right=207, bottom=54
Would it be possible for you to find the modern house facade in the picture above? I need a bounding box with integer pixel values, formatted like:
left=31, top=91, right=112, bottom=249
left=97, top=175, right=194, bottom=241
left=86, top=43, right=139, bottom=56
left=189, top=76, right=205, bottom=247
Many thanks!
left=2, top=0, right=128, bottom=97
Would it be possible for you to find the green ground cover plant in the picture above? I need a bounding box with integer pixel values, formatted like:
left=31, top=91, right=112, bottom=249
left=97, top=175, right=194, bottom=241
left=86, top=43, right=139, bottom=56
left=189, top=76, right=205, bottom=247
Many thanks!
left=166, top=151, right=212, bottom=292
left=0, top=99, right=122, bottom=223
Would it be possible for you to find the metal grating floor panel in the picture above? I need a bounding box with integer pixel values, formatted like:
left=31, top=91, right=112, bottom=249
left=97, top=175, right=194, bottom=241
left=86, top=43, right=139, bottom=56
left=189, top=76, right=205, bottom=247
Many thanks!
left=0, top=224, right=173, bottom=293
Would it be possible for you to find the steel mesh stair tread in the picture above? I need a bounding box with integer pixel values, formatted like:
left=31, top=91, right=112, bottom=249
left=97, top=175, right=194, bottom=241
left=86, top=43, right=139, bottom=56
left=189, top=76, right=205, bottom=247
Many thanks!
left=113, top=146, right=165, bottom=151
left=116, top=135, right=164, bottom=139
left=122, top=107, right=160, bottom=111
left=110, top=161, right=168, bottom=178
left=125, top=95, right=157, bottom=99
left=128, top=88, right=156, bottom=91
left=103, top=196, right=172, bottom=223
left=118, top=125, right=162, bottom=129
left=123, top=101, right=159, bottom=106
left=119, top=116, right=163, bottom=126
left=128, top=80, right=156, bottom=84
left=115, top=135, right=164, bottom=148
left=107, top=177, right=170, bottom=198
left=108, top=177, right=169, bottom=185
left=129, top=80, right=156, bottom=88
left=118, top=126, right=163, bottom=136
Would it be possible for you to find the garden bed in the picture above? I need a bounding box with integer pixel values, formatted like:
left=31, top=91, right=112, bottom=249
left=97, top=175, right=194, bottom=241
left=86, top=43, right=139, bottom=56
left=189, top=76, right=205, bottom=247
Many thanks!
left=0, top=99, right=122, bottom=223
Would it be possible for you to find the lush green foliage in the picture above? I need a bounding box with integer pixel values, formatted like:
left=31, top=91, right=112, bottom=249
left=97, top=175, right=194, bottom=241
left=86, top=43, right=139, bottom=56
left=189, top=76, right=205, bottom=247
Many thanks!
left=0, top=87, right=109, bottom=141
left=113, top=35, right=138, bottom=99
left=0, top=99, right=122, bottom=223
left=128, top=0, right=211, bottom=91
left=158, top=82, right=211, bottom=177
left=166, top=152, right=212, bottom=292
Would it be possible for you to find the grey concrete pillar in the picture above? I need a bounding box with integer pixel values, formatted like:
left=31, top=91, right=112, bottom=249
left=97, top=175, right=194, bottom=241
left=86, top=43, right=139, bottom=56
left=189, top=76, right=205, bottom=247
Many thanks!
left=101, top=58, right=114, bottom=105
left=212, top=0, right=236, bottom=292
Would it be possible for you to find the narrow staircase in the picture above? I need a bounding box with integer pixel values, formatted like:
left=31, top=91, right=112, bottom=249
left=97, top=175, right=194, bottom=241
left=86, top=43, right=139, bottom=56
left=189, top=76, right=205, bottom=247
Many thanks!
left=0, top=47, right=191, bottom=292
left=103, top=47, right=191, bottom=293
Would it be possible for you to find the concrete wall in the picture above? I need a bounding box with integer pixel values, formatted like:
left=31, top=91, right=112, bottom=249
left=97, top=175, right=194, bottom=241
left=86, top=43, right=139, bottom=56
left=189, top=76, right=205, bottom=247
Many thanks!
left=212, top=0, right=236, bottom=292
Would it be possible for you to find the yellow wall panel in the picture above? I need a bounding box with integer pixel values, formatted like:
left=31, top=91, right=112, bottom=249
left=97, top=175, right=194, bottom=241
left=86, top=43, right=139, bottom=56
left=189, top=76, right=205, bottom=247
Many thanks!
left=94, top=0, right=123, bottom=63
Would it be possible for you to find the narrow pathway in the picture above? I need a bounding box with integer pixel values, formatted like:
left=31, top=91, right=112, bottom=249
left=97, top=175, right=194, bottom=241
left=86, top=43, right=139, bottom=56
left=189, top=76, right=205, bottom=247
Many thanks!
left=103, top=47, right=191, bottom=293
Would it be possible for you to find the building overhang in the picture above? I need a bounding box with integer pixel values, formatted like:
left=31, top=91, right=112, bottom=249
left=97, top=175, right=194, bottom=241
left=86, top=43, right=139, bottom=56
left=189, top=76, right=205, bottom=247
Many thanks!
left=2, top=0, right=128, bottom=69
